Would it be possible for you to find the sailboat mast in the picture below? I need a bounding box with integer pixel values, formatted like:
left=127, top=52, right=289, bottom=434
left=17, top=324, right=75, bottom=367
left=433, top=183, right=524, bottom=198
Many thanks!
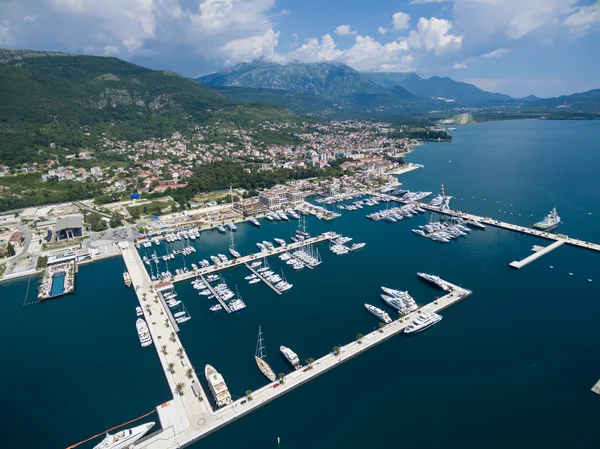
left=256, top=326, right=266, bottom=359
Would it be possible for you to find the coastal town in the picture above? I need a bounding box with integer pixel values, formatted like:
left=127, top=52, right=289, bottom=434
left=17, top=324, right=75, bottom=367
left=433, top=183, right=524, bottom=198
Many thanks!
left=0, top=120, right=421, bottom=197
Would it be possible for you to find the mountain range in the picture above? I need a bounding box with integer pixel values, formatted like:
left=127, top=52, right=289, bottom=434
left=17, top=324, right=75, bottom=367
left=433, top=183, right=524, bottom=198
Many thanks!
left=0, top=49, right=297, bottom=165
left=199, top=59, right=600, bottom=117
left=198, top=59, right=514, bottom=112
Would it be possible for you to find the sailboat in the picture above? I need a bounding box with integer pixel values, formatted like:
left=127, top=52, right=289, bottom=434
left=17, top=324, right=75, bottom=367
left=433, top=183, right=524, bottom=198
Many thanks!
left=229, top=232, right=241, bottom=258
left=255, top=326, right=276, bottom=382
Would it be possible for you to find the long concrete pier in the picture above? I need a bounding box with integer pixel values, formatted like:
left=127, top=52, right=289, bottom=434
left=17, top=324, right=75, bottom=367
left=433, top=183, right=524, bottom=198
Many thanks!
left=244, top=262, right=282, bottom=295
left=158, top=231, right=338, bottom=286
left=510, top=240, right=566, bottom=269
left=417, top=202, right=600, bottom=253
left=117, top=240, right=473, bottom=449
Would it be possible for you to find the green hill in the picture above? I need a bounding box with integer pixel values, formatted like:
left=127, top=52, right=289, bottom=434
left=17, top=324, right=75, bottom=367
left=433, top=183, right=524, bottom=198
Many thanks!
left=0, top=49, right=297, bottom=165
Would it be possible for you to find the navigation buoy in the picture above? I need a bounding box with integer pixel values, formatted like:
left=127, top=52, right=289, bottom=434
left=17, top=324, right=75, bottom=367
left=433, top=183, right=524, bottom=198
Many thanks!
left=588, top=279, right=592, bottom=282
left=549, top=266, right=553, bottom=269
left=569, top=273, right=573, bottom=276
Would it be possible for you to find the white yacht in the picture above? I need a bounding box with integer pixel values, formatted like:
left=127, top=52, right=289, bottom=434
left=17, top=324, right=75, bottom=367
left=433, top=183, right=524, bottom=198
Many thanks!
left=248, top=217, right=261, bottom=227
left=93, top=422, right=155, bottom=449
left=404, top=312, right=443, bottom=334
left=135, top=306, right=143, bottom=317
left=216, top=225, right=226, bottom=233
left=229, top=248, right=241, bottom=258
left=210, top=304, right=222, bottom=312
left=417, top=272, right=450, bottom=291
left=280, top=345, right=301, bottom=370
left=136, top=318, right=152, bottom=347
left=205, top=364, right=232, bottom=407
left=274, top=238, right=286, bottom=246
left=226, top=222, right=237, bottom=231
left=364, top=304, right=392, bottom=324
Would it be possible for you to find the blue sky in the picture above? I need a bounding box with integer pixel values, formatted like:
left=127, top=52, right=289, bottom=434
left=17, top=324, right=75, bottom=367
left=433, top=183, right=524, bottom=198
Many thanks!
left=0, top=0, right=599, bottom=97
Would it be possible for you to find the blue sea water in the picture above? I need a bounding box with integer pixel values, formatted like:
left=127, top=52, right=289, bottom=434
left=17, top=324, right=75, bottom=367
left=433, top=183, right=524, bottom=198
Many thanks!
left=1, top=120, right=600, bottom=449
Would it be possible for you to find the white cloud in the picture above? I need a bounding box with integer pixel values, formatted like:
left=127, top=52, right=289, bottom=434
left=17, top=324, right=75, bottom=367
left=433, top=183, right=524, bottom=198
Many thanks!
left=392, top=12, right=411, bottom=31
left=292, top=32, right=299, bottom=39
left=221, top=28, right=280, bottom=65
left=289, top=34, right=342, bottom=62
left=342, top=35, right=412, bottom=71
left=287, top=32, right=413, bottom=72
left=453, top=0, right=579, bottom=41
left=377, top=26, right=388, bottom=35
left=334, top=24, right=356, bottom=36
left=453, top=62, right=467, bottom=69
left=406, top=17, right=463, bottom=55
left=481, top=48, right=510, bottom=58
left=0, top=0, right=280, bottom=68
left=563, top=3, right=600, bottom=34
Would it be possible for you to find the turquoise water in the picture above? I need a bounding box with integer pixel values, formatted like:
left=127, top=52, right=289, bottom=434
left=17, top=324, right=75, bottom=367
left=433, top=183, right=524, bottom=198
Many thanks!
left=1, top=120, right=600, bottom=449
left=50, top=272, right=66, bottom=297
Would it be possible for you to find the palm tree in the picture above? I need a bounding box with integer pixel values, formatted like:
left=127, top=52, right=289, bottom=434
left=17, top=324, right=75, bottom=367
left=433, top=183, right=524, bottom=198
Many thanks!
left=170, top=332, right=176, bottom=342
left=356, top=333, right=364, bottom=343
left=145, top=304, right=152, bottom=314
left=177, top=347, right=184, bottom=358
left=142, top=293, right=147, bottom=302
left=164, top=318, right=170, bottom=328
left=186, top=368, right=194, bottom=379
left=175, top=382, right=185, bottom=396
left=245, top=390, right=253, bottom=401
left=278, top=373, right=285, bottom=384
left=168, top=362, right=175, bottom=373
left=305, top=358, right=315, bottom=369
left=379, top=322, right=385, bottom=332
left=332, top=346, right=340, bottom=356
left=161, top=344, right=167, bottom=355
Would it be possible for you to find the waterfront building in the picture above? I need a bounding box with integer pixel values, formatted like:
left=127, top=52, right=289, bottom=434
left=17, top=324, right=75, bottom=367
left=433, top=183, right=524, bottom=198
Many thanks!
left=55, top=215, right=83, bottom=241
left=259, top=186, right=303, bottom=210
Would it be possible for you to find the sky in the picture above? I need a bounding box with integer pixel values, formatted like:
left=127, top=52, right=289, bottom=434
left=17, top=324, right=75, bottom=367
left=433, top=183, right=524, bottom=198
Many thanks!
left=0, top=0, right=599, bottom=97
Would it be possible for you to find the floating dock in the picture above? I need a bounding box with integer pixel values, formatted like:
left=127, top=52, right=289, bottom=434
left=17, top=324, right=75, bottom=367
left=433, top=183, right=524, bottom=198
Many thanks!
left=199, top=274, right=232, bottom=312
left=159, top=232, right=338, bottom=286
left=244, top=263, right=282, bottom=296
left=509, top=240, right=566, bottom=269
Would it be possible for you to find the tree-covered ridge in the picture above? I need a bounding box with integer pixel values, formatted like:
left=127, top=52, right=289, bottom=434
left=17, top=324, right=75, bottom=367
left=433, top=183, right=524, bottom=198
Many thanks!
left=0, top=50, right=299, bottom=166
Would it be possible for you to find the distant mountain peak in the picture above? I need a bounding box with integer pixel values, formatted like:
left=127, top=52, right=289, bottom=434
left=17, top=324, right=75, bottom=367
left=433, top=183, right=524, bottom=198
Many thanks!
left=198, top=59, right=415, bottom=105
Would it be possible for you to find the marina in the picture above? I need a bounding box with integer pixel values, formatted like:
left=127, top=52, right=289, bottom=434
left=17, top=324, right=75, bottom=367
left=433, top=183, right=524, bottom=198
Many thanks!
left=150, top=231, right=338, bottom=285
left=3, top=121, right=600, bottom=449
left=124, top=234, right=474, bottom=449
